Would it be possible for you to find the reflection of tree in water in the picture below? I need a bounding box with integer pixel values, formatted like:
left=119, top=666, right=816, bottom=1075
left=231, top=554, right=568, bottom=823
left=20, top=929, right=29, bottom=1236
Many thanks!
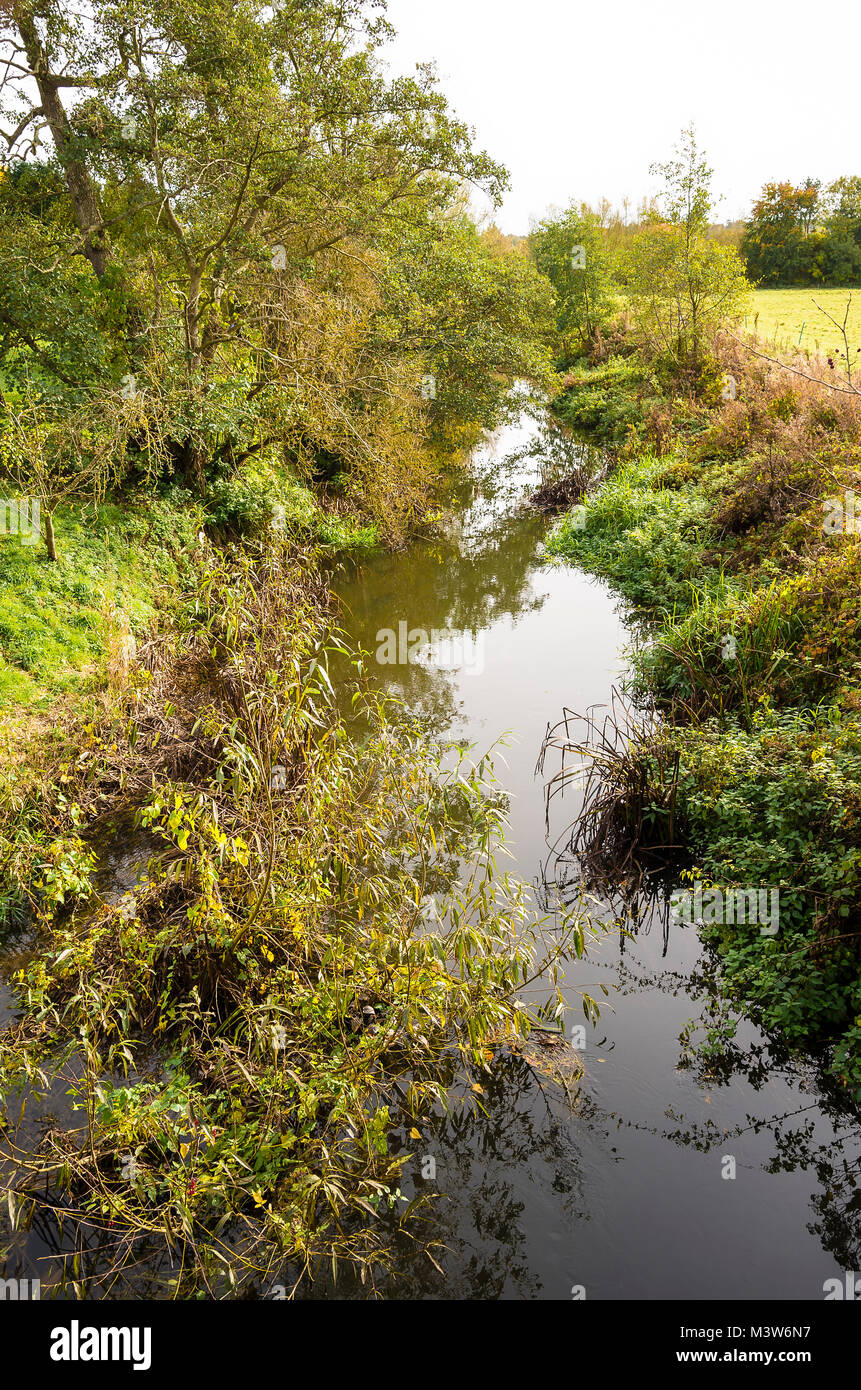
left=0, top=1170, right=206, bottom=1298
left=327, top=402, right=861, bottom=1290
left=332, top=423, right=600, bottom=739
left=336, top=514, right=547, bottom=694
left=297, top=1050, right=603, bottom=1301
left=310, top=418, right=611, bottom=1297
left=537, top=712, right=861, bottom=1278
left=582, top=920, right=861, bottom=1271
left=806, top=1132, right=861, bottom=1270
left=13, top=1045, right=599, bottom=1300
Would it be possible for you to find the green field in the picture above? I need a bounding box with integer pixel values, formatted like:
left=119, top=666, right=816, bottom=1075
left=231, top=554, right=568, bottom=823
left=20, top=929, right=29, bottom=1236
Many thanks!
left=748, top=287, right=861, bottom=352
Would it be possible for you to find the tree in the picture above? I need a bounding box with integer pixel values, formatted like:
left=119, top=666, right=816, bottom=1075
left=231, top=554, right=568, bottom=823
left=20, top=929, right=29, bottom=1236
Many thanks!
left=826, top=176, right=861, bottom=245
left=741, top=180, right=830, bottom=286
left=820, top=177, right=861, bottom=284
left=0, top=163, right=119, bottom=400
left=623, top=127, right=750, bottom=376
left=0, top=0, right=548, bottom=526
left=0, top=387, right=123, bottom=560
left=649, top=124, right=714, bottom=248
left=528, top=205, right=617, bottom=362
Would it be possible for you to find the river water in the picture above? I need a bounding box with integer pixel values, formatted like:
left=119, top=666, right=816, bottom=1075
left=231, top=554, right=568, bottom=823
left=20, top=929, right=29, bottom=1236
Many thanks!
left=331, top=398, right=861, bottom=1301
left=2, top=399, right=858, bottom=1301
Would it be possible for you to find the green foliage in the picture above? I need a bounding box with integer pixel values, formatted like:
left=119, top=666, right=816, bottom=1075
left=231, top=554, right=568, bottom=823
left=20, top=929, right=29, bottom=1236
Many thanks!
left=528, top=206, right=618, bottom=363
left=611, top=127, right=752, bottom=378
left=1, top=0, right=553, bottom=530
left=622, top=221, right=750, bottom=375
left=393, top=218, right=558, bottom=441
left=0, top=546, right=587, bottom=1293
left=546, top=451, right=714, bottom=612
left=648, top=125, right=714, bottom=234
left=741, top=177, right=861, bottom=287
left=667, top=708, right=861, bottom=1096
left=553, top=356, right=651, bottom=444
left=0, top=493, right=201, bottom=701
left=548, top=348, right=861, bottom=1098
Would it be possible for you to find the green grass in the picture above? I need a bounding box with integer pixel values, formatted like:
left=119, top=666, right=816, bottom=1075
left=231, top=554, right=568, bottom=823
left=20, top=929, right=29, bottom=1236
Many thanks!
left=204, top=459, right=381, bottom=556
left=545, top=451, right=715, bottom=612
left=547, top=353, right=861, bottom=1096
left=748, top=288, right=861, bottom=352
left=0, top=491, right=203, bottom=709
left=0, top=459, right=381, bottom=713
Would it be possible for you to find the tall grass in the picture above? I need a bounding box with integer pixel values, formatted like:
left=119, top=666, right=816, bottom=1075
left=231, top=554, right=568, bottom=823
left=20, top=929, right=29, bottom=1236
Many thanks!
left=645, top=575, right=799, bottom=721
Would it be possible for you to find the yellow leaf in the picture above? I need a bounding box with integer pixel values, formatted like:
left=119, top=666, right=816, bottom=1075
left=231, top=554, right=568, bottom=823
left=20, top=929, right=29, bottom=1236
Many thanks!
left=409, top=1127, right=421, bottom=1140
left=471, top=1083, right=484, bottom=1095
left=180, top=1143, right=189, bottom=1159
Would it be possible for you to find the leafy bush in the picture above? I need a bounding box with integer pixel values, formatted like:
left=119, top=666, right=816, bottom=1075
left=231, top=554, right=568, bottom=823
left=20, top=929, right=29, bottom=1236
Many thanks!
left=0, top=544, right=587, bottom=1294
left=668, top=707, right=861, bottom=1095
left=546, top=452, right=714, bottom=614
left=548, top=346, right=861, bottom=1099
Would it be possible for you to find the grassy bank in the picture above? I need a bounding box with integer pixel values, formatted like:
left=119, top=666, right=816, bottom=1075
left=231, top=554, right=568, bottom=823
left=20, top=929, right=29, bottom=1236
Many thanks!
left=546, top=337, right=861, bottom=1098
left=0, top=466, right=384, bottom=714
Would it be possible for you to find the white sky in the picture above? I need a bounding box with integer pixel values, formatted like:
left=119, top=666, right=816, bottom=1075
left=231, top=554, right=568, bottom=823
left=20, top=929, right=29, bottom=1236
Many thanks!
left=382, top=0, right=857, bottom=234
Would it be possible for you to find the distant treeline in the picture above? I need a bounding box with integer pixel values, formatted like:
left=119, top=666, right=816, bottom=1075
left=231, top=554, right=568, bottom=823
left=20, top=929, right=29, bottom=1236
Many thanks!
left=530, top=174, right=861, bottom=291
left=740, top=178, right=861, bottom=287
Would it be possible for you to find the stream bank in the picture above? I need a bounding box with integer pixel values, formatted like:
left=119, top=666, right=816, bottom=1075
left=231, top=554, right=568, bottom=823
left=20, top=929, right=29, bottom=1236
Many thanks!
left=1, top=391, right=857, bottom=1300
left=328, top=395, right=861, bottom=1299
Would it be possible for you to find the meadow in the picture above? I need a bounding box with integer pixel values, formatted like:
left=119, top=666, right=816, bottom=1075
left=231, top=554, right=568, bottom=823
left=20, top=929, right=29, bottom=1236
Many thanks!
left=748, top=287, right=861, bottom=352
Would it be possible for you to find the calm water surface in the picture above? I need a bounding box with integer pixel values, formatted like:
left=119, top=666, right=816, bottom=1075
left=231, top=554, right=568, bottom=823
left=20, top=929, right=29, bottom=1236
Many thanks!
left=2, top=402, right=857, bottom=1300
left=331, top=399, right=861, bottom=1301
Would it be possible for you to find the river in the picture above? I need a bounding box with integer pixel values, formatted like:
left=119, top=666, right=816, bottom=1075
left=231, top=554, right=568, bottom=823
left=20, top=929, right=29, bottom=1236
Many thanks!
left=330, top=395, right=861, bottom=1300
left=2, top=397, right=858, bottom=1301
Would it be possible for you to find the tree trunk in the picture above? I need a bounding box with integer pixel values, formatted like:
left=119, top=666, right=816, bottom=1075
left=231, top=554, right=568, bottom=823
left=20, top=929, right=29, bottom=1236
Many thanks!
left=13, top=3, right=110, bottom=281
left=188, top=442, right=208, bottom=497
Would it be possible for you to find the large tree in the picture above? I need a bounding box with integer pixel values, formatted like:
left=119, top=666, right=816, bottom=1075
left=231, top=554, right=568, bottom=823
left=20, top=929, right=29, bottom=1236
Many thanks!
left=528, top=204, right=618, bottom=363
left=0, top=1, right=553, bottom=523
left=741, top=179, right=831, bottom=286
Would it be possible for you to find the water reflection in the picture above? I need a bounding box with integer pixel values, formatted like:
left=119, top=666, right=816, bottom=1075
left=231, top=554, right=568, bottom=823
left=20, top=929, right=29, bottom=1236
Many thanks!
left=4, top=399, right=857, bottom=1298
left=331, top=399, right=861, bottom=1299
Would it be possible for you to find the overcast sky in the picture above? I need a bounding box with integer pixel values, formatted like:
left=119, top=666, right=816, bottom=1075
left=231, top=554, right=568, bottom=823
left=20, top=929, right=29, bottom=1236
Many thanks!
left=382, top=0, right=855, bottom=234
